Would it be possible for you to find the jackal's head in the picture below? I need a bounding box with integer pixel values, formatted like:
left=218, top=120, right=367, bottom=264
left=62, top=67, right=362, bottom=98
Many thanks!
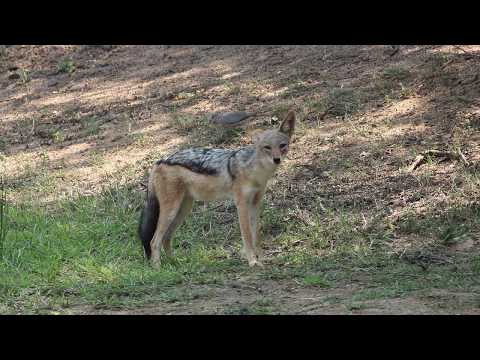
left=254, top=110, right=296, bottom=167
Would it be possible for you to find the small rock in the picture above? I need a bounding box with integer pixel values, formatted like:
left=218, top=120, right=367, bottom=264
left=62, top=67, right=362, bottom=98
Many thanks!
left=210, top=111, right=251, bottom=127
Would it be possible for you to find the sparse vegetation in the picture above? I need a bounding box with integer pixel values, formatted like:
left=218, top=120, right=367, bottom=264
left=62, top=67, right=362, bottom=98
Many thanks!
left=57, top=59, right=76, bottom=74
left=51, top=130, right=66, bottom=143
left=18, top=68, right=30, bottom=84
left=0, top=176, right=7, bottom=258
left=382, top=66, right=411, bottom=81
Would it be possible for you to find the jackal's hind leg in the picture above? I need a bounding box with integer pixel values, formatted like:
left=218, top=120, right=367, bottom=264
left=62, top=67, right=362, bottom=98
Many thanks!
left=161, top=196, right=193, bottom=256
left=150, top=181, right=187, bottom=268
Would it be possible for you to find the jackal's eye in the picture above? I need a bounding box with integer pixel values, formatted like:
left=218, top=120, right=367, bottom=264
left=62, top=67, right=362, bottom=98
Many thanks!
left=280, top=143, right=288, bottom=149
left=264, top=145, right=271, bottom=150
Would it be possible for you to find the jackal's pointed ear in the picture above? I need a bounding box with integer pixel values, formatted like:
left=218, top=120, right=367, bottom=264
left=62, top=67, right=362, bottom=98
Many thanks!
left=279, top=110, right=296, bottom=138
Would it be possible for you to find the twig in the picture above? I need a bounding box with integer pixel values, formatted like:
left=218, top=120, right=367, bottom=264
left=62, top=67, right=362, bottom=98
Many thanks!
left=0, top=97, right=17, bottom=103
left=389, top=46, right=400, bottom=57
left=407, top=149, right=469, bottom=172
left=406, top=154, right=426, bottom=173
left=457, top=148, right=469, bottom=166
left=440, top=58, right=455, bottom=70
left=453, top=45, right=468, bottom=53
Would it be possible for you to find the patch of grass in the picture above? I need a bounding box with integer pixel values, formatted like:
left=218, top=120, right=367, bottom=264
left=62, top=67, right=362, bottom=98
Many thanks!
left=204, top=126, right=243, bottom=146
left=51, top=130, right=66, bottom=144
left=170, top=113, right=201, bottom=132
left=88, top=150, right=105, bottom=166
left=170, top=111, right=243, bottom=146
left=0, top=139, right=6, bottom=152
left=2, top=174, right=479, bottom=314
left=399, top=82, right=415, bottom=99
left=428, top=53, right=450, bottom=71
left=345, top=302, right=368, bottom=311
left=351, top=287, right=400, bottom=302
left=0, top=176, right=7, bottom=258
left=382, top=66, right=411, bottom=81
left=223, top=297, right=279, bottom=315
left=18, top=69, right=30, bottom=84
left=422, top=53, right=451, bottom=83
left=282, top=80, right=309, bottom=98
left=301, top=274, right=331, bottom=288
left=224, top=82, right=241, bottom=96
left=80, top=117, right=101, bottom=138
left=0, top=181, right=250, bottom=313
left=57, top=59, right=76, bottom=74
left=130, top=133, right=146, bottom=146
left=313, top=88, right=361, bottom=119
left=438, top=223, right=470, bottom=246
left=396, top=204, right=480, bottom=243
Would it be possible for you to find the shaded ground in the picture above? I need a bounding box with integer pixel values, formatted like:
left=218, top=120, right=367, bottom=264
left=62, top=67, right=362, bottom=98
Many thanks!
left=1, top=45, right=480, bottom=314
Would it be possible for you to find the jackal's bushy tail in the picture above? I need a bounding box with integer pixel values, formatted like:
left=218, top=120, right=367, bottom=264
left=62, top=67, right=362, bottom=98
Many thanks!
left=138, top=189, right=159, bottom=259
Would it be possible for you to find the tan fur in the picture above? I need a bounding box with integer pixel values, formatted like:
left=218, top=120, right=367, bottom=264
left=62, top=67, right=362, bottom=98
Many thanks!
left=147, top=110, right=296, bottom=267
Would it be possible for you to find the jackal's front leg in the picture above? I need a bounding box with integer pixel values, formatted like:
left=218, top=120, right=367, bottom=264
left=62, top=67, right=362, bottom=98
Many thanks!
left=234, top=189, right=263, bottom=267
left=250, top=190, right=265, bottom=261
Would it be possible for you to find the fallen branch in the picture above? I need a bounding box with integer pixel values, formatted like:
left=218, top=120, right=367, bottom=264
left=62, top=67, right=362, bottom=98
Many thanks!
left=388, top=45, right=400, bottom=57
left=407, top=149, right=469, bottom=172
left=453, top=45, right=468, bottom=53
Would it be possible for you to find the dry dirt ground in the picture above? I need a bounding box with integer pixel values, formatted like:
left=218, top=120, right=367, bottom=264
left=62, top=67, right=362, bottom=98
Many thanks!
left=1, top=45, right=480, bottom=314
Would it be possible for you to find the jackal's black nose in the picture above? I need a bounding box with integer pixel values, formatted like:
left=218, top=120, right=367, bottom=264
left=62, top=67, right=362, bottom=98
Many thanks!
left=274, top=158, right=281, bottom=164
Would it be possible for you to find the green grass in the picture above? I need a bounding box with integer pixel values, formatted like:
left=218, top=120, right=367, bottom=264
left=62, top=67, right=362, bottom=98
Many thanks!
left=0, top=139, right=6, bottom=152
left=169, top=111, right=242, bottom=146
left=79, top=116, right=101, bottom=138
left=310, top=88, right=361, bottom=119
left=382, top=66, right=411, bottom=81
left=2, top=173, right=480, bottom=314
left=57, top=59, right=76, bottom=74
left=223, top=298, right=280, bottom=315
left=0, top=176, right=7, bottom=258
left=18, top=69, right=30, bottom=84
left=0, top=183, right=250, bottom=313
left=301, top=274, right=331, bottom=288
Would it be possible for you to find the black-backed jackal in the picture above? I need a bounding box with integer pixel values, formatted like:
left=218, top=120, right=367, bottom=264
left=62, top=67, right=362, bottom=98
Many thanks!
left=139, top=111, right=296, bottom=267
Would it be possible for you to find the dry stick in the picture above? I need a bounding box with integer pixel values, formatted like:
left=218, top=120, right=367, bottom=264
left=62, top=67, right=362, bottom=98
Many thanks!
left=453, top=45, right=468, bottom=53
left=389, top=46, right=400, bottom=57
left=407, top=154, right=426, bottom=173
left=407, top=149, right=469, bottom=173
